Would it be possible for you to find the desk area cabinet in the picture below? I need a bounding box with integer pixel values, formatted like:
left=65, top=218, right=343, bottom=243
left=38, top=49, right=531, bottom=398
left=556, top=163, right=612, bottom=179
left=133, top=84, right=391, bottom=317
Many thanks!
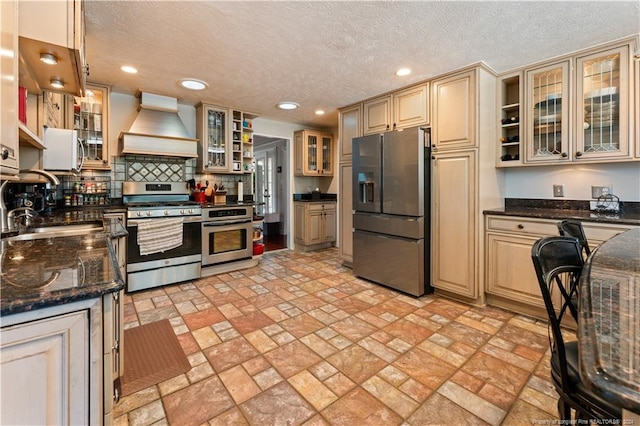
left=485, top=214, right=638, bottom=319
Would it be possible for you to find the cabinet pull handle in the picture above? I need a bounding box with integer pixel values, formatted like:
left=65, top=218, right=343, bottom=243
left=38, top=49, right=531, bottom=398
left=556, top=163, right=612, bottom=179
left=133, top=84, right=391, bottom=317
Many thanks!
left=575, top=151, right=583, bottom=157
left=517, top=224, right=524, bottom=229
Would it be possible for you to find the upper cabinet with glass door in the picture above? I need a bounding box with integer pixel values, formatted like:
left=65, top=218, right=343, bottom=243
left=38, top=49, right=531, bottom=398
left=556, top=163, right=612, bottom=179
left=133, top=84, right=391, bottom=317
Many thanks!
left=294, top=130, right=334, bottom=176
left=72, top=83, right=110, bottom=169
left=196, top=103, right=229, bottom=173
left=524, top=61, right=570, bottom=163
left=575, top=45, right=630, bottom=161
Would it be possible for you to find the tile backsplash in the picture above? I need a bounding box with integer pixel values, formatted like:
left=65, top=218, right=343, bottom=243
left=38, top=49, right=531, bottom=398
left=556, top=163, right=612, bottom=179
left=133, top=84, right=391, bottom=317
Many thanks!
left=67, top=155, right=251, bottom=201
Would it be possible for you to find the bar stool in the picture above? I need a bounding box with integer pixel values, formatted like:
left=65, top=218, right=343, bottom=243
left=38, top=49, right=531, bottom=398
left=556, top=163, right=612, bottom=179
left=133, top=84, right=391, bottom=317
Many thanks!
left=531, top=236, right=621, bottom=421
left=557, top=219, right=591, bottom=257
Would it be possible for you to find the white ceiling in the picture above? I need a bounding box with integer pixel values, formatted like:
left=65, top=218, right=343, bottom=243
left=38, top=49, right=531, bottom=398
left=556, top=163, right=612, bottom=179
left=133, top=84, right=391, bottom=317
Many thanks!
left=85, top=1, right=640, bottom=130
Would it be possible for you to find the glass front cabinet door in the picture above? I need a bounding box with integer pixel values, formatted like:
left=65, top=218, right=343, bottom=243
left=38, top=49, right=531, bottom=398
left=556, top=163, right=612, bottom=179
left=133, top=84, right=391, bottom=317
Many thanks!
left=525, top=61, right=570, bottom=163
left=72, top=84, right=110, bottom=169
left=575, top=45, right=630, bottom=160
left=196, top=103, right=229, bottom=173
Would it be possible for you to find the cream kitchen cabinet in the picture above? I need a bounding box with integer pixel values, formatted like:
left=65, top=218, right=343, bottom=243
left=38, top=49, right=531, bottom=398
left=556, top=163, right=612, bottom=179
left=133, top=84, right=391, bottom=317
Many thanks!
left=1, top=299, right=101, bottom=425
left=524, top=60, right=571, bottom=163
left=522, top=39, right=636, bottom=164
left=338, top=162, right=353, bottom=266
left=431, top=149, right=477, bottom=298
left=294, top=130, right=334, bottom=176
left=362, top=83, right=429, bottom=135
left=575, top=44, right=631, bottom=161
left=485, top=214, right=638, bottom=318
left=338, top=104, right=361, bottom=265
left=196, top=103, right=230, bottom=173
left=339, top=103, right=362, bottom=161
left=0, top=0, right=19, bottom=177
left=294, top=201, right=336, bottom=251
left=432, top=70, right=476, bottom=150
left=71, top=83, right=111, bottom=169
left=18, top=0, right=86, bottom=96
left=430, top=65, right=501, bottom=305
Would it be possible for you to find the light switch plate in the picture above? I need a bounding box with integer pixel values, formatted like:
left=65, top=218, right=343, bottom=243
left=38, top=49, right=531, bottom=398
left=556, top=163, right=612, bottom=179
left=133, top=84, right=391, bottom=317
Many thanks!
left=553, top=184, right=564, bottom=197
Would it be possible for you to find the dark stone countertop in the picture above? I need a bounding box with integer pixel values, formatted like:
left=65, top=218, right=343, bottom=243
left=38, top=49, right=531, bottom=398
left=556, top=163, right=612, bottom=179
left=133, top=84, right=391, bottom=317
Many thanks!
left=483, top=198, right=640, bottom=226
left=293, top=193, right=337, bottom=202
left=0, top=211, right=126, bottom=317
left=578, top=228, right=640, bottom=414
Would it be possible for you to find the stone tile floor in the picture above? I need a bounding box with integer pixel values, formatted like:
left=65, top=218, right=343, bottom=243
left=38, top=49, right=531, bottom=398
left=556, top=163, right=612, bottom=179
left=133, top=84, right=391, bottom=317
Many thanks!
left=115, top=248, right=562, bottom=425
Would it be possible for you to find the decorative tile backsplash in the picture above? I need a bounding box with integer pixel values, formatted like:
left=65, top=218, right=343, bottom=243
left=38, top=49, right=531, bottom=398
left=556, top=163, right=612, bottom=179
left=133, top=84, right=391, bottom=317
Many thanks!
left=69, top=155, right=250, bottom=200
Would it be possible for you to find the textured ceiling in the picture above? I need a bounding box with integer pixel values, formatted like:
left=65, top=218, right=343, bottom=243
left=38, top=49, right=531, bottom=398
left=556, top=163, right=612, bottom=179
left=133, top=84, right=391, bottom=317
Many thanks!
left=84, top=1, right=640, bottom=130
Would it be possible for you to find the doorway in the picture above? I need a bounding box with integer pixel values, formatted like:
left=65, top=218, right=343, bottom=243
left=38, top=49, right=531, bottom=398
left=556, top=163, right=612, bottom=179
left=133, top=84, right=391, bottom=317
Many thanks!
left=254, top=135, right=289, bottom=251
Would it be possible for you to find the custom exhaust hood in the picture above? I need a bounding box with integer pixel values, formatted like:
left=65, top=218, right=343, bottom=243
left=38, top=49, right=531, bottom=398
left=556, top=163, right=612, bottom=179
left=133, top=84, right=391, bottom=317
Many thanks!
left=119, top=92, right=198, bottom=158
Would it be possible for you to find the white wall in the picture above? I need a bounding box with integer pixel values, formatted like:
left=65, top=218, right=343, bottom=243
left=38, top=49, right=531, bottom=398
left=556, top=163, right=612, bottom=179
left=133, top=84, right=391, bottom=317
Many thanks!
left=504, top=162, right=640, bottom=201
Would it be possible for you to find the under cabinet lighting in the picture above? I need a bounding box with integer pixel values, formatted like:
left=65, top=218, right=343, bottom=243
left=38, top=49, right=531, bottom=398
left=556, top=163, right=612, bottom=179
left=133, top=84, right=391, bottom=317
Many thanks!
left=40, top=53, right=58, bottom=65
left=277, top=102, right=299, bottom=110
left=121, top=65, right=138, bottom=74
left=180, top=78, right=208, bottom=90
left=395, top=68, right=411, bottom=76
left=50, top=79, right=64, bottom=89
left=315, top=109, right=325, bottom=115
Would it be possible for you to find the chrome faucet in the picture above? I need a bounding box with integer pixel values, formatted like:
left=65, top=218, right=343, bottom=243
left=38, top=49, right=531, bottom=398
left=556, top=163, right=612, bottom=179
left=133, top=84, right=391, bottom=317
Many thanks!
left=1, top=169, right=60, bottom=233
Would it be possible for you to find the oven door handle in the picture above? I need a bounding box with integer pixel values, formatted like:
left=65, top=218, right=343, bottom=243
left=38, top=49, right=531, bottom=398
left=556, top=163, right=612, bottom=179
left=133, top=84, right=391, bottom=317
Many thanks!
left=127, top=217, right=201, bottom=227
left=202, top=219, right=251, bottom=227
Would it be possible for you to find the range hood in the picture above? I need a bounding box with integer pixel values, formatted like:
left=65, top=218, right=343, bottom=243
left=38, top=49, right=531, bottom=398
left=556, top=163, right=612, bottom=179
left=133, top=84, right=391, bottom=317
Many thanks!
left=119, top=92, right=198, bottom=158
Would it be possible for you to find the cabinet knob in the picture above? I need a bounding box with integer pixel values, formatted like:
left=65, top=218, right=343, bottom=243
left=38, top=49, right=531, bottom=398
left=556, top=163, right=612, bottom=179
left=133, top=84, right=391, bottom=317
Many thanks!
left=517, top=224, right=524, bottom=229
left=393, top=123, right=396, bottom=129
left=1, top=148, right=8, bottom=160
left=561, top=152, right=568, bottom=158
left=386, top=124, right=390, bottom=130
left=575, top=151, right=583, bottom=157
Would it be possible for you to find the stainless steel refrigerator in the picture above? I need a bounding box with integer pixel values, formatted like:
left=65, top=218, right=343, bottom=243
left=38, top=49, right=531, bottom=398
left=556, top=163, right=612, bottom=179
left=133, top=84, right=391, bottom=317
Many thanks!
left=352, top=126, right=432, bottom=297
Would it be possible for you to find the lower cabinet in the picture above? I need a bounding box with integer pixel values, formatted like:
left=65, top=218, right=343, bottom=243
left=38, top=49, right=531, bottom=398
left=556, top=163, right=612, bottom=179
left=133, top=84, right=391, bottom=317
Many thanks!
left=294, top=201, right=336, bottom=251
left=1, top=293, right=122, bottom=425
left=485, top=214, right=637, bottom=318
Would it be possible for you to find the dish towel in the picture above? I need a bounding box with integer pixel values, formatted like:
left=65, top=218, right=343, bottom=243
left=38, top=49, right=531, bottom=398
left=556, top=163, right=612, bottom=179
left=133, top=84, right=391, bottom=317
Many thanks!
left=137, top=217, right=184, bottom=256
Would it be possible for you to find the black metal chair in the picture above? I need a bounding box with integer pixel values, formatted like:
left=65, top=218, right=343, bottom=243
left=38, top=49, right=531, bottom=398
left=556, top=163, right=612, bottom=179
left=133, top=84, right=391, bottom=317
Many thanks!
left=557, top=219, right=591, bottom=257
left=531, top=236, right=621, bottom=422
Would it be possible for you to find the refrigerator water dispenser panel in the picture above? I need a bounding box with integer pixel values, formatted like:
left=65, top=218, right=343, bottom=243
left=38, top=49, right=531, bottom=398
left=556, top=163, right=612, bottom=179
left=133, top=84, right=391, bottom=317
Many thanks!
left=357, top=173, right=375, bottom=204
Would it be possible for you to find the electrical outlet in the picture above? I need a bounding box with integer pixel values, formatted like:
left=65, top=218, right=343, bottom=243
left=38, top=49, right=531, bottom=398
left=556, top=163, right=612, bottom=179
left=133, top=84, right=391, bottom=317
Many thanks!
left=553, top=184, right=564, bottom=197
left=591, top=185, right=613, bottom=199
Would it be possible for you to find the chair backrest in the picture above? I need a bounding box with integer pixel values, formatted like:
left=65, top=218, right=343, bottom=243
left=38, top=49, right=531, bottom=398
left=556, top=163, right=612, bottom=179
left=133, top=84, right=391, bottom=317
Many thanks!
left=557, top=219, right=591, bottom=256
left=531, top=236, right=584, bottom=391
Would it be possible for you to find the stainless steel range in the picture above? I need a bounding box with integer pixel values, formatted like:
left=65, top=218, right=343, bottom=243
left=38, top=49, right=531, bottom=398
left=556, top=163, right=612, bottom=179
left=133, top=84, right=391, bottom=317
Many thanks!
left=123, top=182, right=202, bottom=292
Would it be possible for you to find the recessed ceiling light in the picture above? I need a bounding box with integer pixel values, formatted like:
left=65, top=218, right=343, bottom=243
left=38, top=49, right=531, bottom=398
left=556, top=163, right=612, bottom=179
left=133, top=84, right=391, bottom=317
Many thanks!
left=120, top=65, right=138, bottom=74
left=180, top=78, right=208, bottom=90
left=315, top=109, right=325, bottom=115
left=50, top=78, right=64, bottom=89
left=40, top=53, right=58, bottom=65
left=395, top=68, right=411, bottom=76
left=277, top=102, right=299, bottom=110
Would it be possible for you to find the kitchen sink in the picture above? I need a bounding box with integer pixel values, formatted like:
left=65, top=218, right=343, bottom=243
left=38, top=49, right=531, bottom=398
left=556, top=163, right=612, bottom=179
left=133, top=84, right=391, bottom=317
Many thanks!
left=2, top=223, right=104, bottom=242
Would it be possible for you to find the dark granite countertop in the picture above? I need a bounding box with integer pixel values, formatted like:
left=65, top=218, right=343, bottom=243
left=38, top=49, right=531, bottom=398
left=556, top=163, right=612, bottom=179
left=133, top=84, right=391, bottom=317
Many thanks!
left=0, top=210, right=126, bottom=316
left=483, top=198, right=640, bottom=226
left=293, top=193, right=337, bottom=202
left=578, top=228, right=640, bottom=415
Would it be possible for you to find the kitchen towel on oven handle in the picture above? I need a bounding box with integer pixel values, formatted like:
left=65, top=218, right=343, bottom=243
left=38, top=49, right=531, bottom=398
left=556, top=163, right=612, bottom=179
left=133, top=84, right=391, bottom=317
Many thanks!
left=136, top=217, right=184, bottom=256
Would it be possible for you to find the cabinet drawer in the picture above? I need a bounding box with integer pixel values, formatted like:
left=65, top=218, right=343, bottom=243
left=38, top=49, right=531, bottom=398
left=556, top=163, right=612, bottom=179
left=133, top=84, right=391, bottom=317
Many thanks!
left=307, top=202, right=336, bottom=212
left=486, top=216, right=557, bottom=235
left=583, top=223, right=636, bottom=244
